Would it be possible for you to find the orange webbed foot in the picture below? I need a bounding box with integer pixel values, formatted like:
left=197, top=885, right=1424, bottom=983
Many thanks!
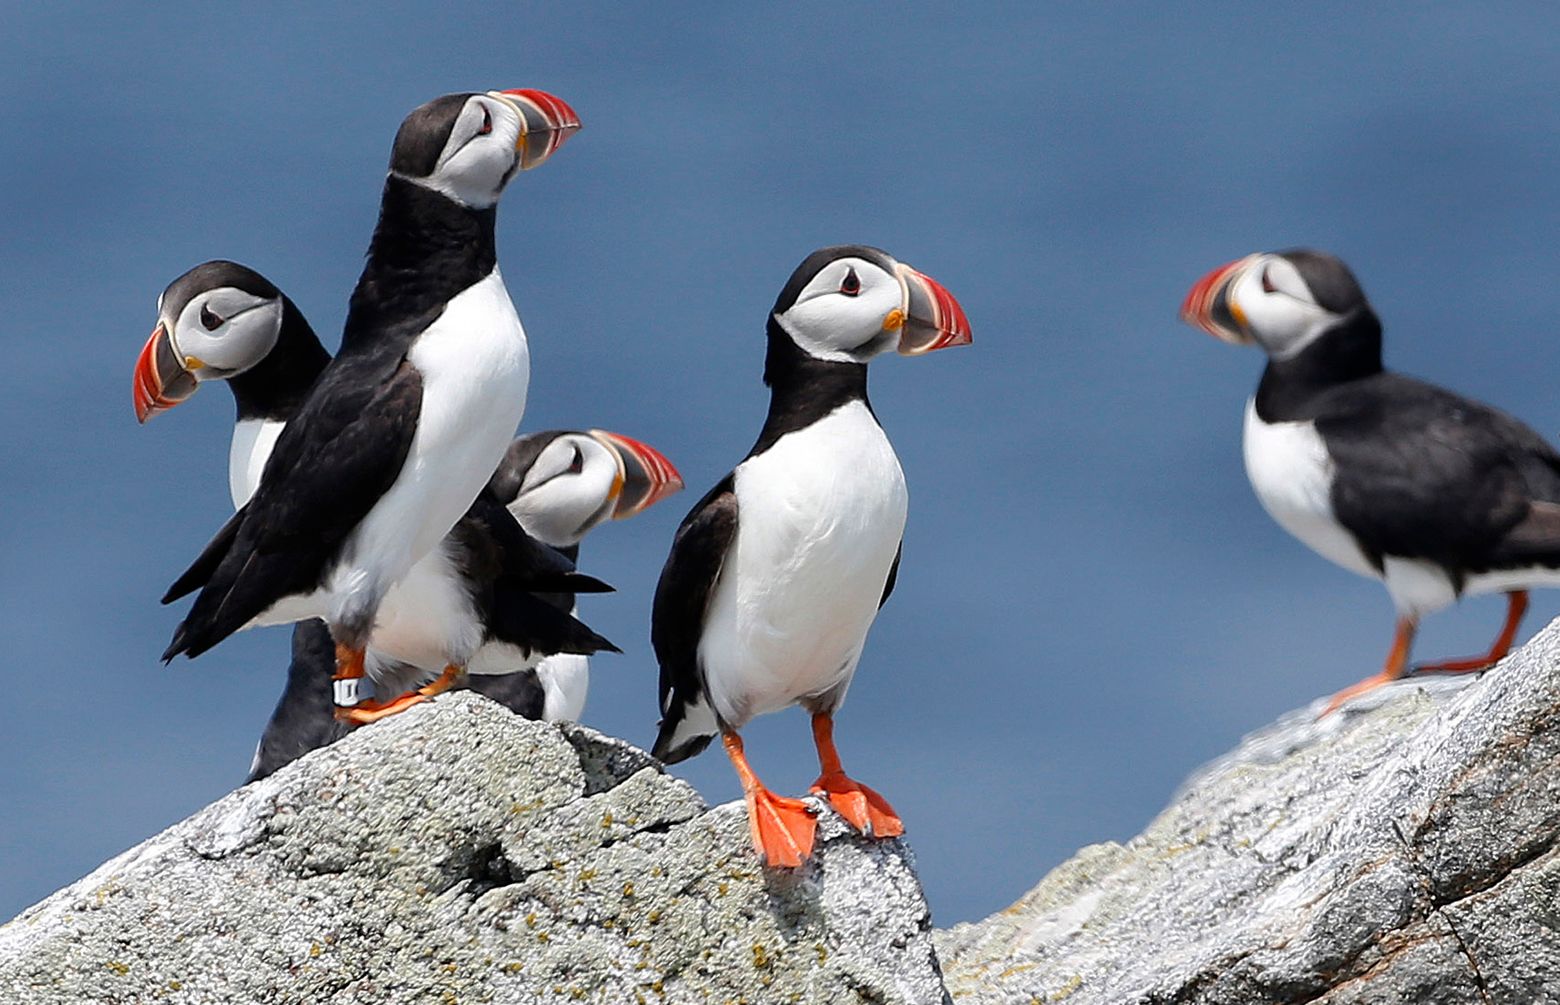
left=743, top=786, right=819, bottom=869
left=334, top=664, right=461, bottom=726
left=811, top=772, right=904, bottom=839
left=334, top=689, right=432, bottom=725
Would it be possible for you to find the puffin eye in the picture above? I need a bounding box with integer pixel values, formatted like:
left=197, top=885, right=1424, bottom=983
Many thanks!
left=1261, top=267, right=1278, bottom=295
left=199, top=305, right=224, bottom=331
left=477, top=107, right=493, bottom=137
left=839, top=268, right=861, bottom=297
left=567, top=445, right=584, bottom=474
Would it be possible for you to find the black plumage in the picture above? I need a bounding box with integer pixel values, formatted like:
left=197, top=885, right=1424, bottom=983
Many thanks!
left=1182, top=247, right=1560, bottom=713
left=1252, top=271, right=1560, bottom=585
left=162, top=145, right=504, bottom=659
left=649, top=248, right=907, bottom=765
left=649, top=474, right=737, bottom=764
left=247, top=620, right=349, bottom=782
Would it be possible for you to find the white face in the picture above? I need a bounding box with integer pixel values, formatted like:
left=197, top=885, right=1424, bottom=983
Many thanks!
left=506, top=434, right=620, bottom=547
left=167, top=286, right=284, bottom=379
left=1228, top=255, right=1345, bottom=360
left=775, top=256, right=905, bottom=362
left=404, top=93, right=525, bottom=209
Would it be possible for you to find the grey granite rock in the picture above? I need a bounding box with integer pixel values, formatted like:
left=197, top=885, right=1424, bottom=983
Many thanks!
left=0, top=692, right=946, bottom=1005
left=13, top=621, right=1560, bottom=1005
left=938, top=619, right=1560, bottom=1005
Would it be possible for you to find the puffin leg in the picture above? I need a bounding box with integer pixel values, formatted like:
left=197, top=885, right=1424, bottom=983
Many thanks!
left=721, top=732, right=817, bottom=868
left=1413, top=590, right=1529, bottom=675
left=1320, top=617, right=1417, bottom=718
left=331, top=643, right=369, bottom=706
left=807, top=713, right=904, bottom=839
left=334, top=663, right=464, bottom=726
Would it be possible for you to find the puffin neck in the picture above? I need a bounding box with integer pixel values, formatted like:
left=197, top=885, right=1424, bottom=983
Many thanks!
left=228, top=297, right=331, bottom=422
left=749, top=318, right=873, bottom=458
left=1255, top=310, right=1385, bottom=422
left=340, top=175, right=499, bottom=351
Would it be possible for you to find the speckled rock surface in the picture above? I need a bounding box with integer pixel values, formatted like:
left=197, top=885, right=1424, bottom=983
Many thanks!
left=938, top=619, right=1560, bottom=1005
left=0, top=692, right=945, bottom=1004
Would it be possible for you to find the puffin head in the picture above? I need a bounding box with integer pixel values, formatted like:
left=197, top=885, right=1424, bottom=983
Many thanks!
left=134, top=261, right=286, bottom=422
left=768, top=245, right=972, bottom=367
left=389, top=88, right=581, bottom=209
left=490, top=429, right=684, bottom=548
left=1180, top=249, right=1375, bottom=360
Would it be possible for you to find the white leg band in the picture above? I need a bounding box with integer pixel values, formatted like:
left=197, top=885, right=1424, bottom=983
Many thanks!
left=334, top=678, right=367, bottom=708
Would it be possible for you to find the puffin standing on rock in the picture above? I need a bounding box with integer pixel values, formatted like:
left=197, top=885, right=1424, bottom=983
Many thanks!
left=157, top=89, right=588, bottom=722
left=651, top=245, right=971, bottom=867
left=1181, top=249, right=1560, bottom=715
left=136, top=262, right=682, bottom=778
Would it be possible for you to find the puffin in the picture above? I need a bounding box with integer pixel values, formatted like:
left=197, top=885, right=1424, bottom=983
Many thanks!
left=1180, top=249, right=1560, bottom=715
left=157, top=88, right=590, bottom=721
left=247, top=428, right=680, bottom=781
left=136, top=262, right=681, bottom=771
left=650, top=245, right=971, bottom=867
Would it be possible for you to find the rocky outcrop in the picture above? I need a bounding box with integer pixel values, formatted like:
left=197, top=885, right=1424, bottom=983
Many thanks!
left=0, top=693, right=945, bottom=1005
left=938, top=621, right=1560, bottom=1004
left=9, top=622, right=1560, bottom=1005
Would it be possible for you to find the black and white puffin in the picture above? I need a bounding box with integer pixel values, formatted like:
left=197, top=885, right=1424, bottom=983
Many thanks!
left=157, top=89, right=590, bottom=721
left=246, top=427, right=680, bottom=781
left=1181, top=249, right=1560, bottom=714
left=136, top=262, right=681, bottom=773
left=650, top=245, right=971, bottom=867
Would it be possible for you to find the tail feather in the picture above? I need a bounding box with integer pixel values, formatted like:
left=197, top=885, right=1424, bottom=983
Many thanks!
left=489, top=581, right=619, bottom=658
left=162, top=505, right=247, bottom=605
left=651, top=695, right=717, bottom=764
left=1492, top=500, right=1560, bottom=568
left=163, top=531, right=322, bottom=662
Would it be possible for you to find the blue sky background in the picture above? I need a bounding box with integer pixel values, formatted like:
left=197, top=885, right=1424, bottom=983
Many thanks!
left=4, top=4, right=1560, bottom=926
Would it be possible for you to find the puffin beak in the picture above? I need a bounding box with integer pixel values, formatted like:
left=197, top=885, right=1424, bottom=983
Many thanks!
left=133, top=323, right=199, bottom=423
left=589, top=430, right=685, bottom=518
left=491, top=88, right=582, bottom=171
left=1180, top=256, right=1258, bottom=345
left=893, top=264, right=973, bottom=356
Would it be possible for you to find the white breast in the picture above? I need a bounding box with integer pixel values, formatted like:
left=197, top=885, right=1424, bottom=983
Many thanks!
left=363, top=540, right=485, bottom=675
left=327, top=267, right=531, bottom=630
left=698, top=400, right=908, bottom=728
left=1242, top=399, right=1377, bottom=580
left=228, top=418, right=286, bottom=508
left=536, top=653, right=589, bottom=722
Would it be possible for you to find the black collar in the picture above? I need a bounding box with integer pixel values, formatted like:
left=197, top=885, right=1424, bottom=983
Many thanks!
left=748, top=318, right=874, bottom=458
left=340, top=176, right=498, bottom=355
left=1255, top=310, right=1384, bottom=422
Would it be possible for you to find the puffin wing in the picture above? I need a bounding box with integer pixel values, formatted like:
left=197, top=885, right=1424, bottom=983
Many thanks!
left=650, top=473, right=738, bottom=763
left=1321, top=374, right=1560, bottom=570
left=162, top=354, right=423, bottom=660
left=459, top=489, right=612, bottom=595
left=879, top=541, right=903, bottom=609
left=452, top=490, right=618, bottom=658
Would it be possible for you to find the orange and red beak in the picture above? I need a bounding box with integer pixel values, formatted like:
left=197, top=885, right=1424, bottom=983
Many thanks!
left=1180, top=255, right=1259, bottom=346
left=894, top=264, right=973, bottom=355
left=491, top=88, right=582, bottom=171
left=133, top=323, right=199, bottom=423
left=589, top=430, right=685, bottom=518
